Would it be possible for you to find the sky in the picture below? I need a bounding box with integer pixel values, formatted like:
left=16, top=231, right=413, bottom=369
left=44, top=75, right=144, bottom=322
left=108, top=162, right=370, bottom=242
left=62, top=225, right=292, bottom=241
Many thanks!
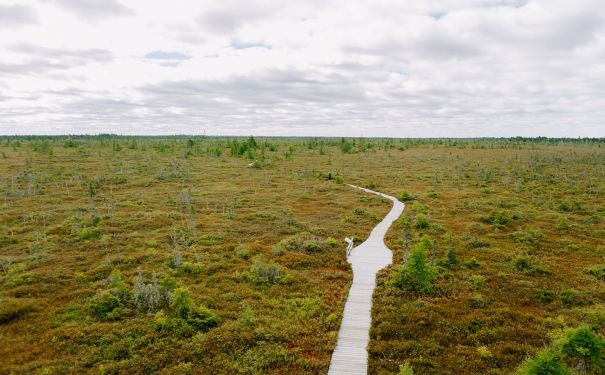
left=0, top=0, right=604, bottom=137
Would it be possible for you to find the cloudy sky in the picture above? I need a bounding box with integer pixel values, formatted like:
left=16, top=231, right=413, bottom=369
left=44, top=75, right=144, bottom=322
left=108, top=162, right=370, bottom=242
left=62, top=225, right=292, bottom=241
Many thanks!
left=0, top=0, right=604, bottom=137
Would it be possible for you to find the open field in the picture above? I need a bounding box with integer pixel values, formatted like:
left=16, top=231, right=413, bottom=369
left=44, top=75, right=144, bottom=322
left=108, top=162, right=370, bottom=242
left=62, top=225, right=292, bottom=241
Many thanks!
left=1, top=136, right=604, bottom=374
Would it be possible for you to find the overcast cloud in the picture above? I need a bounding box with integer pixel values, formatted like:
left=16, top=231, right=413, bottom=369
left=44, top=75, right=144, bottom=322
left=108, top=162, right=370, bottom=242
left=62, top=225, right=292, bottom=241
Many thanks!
left=0, top=0, right=604, bottom=137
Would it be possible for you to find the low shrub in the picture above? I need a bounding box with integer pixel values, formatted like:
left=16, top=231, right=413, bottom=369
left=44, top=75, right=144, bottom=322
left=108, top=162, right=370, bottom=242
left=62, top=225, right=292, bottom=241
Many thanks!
left=88, top=291, right=123, bottom=321
left=414, top=214, right=430, bottom=230
left=588, top=264, right=605, bottom=280
left=510, top=228, right=544, bottom=248
left=235, top=244, right=251, bottom=259
left=480, top=211, right=510, bottom=228
left=536, top=289, right=554, bottom=304
left=153, top=287, right=220, bottom=337
left=514, top=254, right=533, bottom=272
left=78, top=227, right=102, bottom=241
left=516, top=347, right=570, bottom=375
left=465, top=258, right=481, bottom=269
left=247, top=257, right=289, bottom=286
left=399, top=191, right=416, bottom=202
left=273, top=232, right=324, bottom=254
left=559, top=288, right=579, bottom=307
left=398, top=362, right=414, bottom=375
left=467, top=238, right=491, bottom=249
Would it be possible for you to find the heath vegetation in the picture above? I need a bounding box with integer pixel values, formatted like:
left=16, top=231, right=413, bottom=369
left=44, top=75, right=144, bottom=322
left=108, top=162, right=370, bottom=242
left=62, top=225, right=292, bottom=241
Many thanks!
left=0, top=136, right=603, bottom=374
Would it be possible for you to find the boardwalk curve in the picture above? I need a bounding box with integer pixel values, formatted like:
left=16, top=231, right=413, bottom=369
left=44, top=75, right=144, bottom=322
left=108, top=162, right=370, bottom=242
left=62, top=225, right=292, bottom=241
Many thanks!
left=328, top=184, right=404, bottom=375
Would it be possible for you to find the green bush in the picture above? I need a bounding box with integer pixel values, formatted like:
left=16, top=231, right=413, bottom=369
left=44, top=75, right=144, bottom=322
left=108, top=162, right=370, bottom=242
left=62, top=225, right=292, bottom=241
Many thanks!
left=187, top=306, right=220, bottom=332
left=466, top=237, right=491, bottom=249
left=78, top=227, right=102, bottom=241
left=465, top=257, right=481, bottom=269
left=7, top=271, right=38, bottom=287
left=510, top=228, right=544, bottom=248
left=235, top=244, right=251, bottom=259
left=516, top=347, right=570, bottom=375
left=88, top=291, right=123, bottom=321
left=182, top=261, right=202, bottom=275
left=157, top=287, right=221, bottom=336
left=414, top=214, right=430, bottom=229
left=274, top=232, right=324, bottom=254
left=480, top=211, right=510, bottom=227
left=398, top=362, right=414, bottom=375
left=588, top=264, right=605, bottom=280
left=514, top=254, right=532, bottom=272
left=249, top=257, right=287, bottom=285
left=559, top=288, right=578, bottom=307
left=399, top=191, right=416, bottom=202
left=536, top=289, right=554, bottom=304
left=561, top=326, right=605, bottom=371
left=325, top=237, right=338, bottom=247
left=391, top=236, right=436, bottom=294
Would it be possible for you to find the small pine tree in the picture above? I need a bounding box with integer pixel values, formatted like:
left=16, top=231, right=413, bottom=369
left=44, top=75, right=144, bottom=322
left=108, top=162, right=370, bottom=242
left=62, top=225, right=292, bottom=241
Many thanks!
left=561, top=326, right=605, bottom=374
left=391, top=236, right=436, bottom=294
left=446, top=248, right=460, bottom=267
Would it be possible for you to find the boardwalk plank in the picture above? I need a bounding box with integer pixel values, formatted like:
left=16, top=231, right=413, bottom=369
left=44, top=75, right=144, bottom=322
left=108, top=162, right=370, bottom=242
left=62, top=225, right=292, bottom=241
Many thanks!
left=328, top=185, right=404, bottom=375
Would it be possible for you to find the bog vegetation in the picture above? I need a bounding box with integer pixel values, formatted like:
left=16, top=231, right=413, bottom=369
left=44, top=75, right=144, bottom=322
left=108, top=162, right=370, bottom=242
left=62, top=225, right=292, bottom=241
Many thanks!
left=0, top=136, right=603, bottom=374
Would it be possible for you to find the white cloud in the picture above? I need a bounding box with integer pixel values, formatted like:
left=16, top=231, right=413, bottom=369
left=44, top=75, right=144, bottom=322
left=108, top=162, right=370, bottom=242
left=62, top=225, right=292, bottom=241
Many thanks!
left=0, top=0, right=604, bottom=136
left=0, top=4, right=38, bottom=28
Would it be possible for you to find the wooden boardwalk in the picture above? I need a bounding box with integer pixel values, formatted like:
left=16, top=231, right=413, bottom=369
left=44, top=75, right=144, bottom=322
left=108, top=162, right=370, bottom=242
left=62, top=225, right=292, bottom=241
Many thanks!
left=328, top=185, right=404, bottom=375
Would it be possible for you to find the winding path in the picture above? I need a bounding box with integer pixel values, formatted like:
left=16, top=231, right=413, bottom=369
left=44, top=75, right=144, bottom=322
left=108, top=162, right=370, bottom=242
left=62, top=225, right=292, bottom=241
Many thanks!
left=328, top=184, right=404, bottom=375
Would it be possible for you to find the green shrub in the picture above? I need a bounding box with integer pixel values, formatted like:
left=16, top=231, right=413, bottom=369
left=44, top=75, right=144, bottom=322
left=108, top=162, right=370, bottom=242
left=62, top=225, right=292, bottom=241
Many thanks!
left=413, top=214, right=430, bottom=229
left=78, top=227, right=102, bottom=241
left=480, top=211, right=510, bottom=227
left=445, top=248, right=460, bottom=267
left=235, top=244, right=251, bottom=259
left=514, top=254, right=532, bottom=272
left=399, top=191, right=416, bottom=202
left=325, top=237, right=338, bottom=248
left=561, top=326, right=605, bottom=371
left=335, top=176, right=344, bottom=184
left=353, top=207, right=368, bottom=216
left=558, top=200, right=583, bottom=212
left=516, top=347, right=571, bottom=375
left=560, top=288, right=578, bottom=307
left=7, top=271, right=38, bottom=287
left=274, top=232, right=324, bottom=254
left=249, top=257, right=286, bottom=285
left=466, top=237, right=491, bottom=249
left=187, top=306, right=220, bottom=332
left=390, top=237, right=436, bottom=294
left=182, top=261, right=202, bottom=275
left=510, top=228, right=544, bottom=248
left=88, top=291, right=123, bottom=321
left=398, top=362, right=414, bottom=375
left=465, top=257, right=481, bottom=269
left=536, top=289, right=554, bottom=304
left=162, top=287, right=220, bottom=335
left=588, top=264, right=605, bottom=280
